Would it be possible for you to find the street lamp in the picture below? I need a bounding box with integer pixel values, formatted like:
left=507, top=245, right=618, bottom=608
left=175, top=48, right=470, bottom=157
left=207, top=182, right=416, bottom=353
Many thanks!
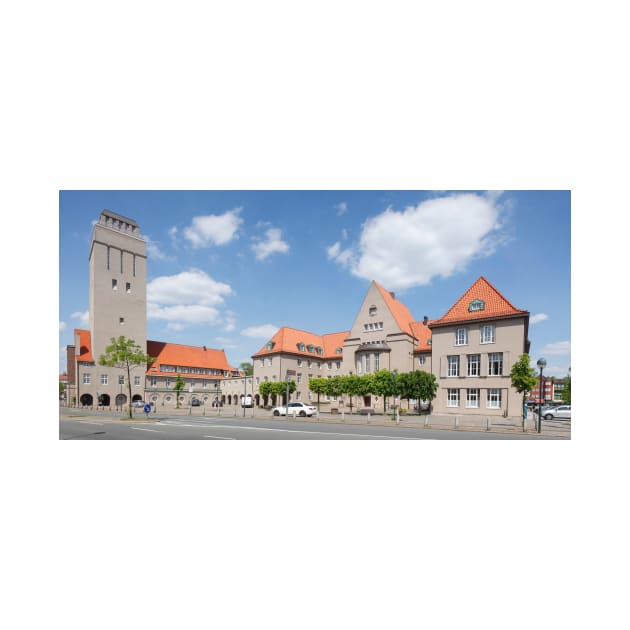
left=537, top=358, right=547, bottom=434
left=392, top=369, right=399, bottom=424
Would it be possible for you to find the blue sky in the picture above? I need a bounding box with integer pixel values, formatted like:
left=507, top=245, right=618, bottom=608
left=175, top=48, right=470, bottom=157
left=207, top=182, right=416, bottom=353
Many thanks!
left=59, top=190, right=571, bottom=377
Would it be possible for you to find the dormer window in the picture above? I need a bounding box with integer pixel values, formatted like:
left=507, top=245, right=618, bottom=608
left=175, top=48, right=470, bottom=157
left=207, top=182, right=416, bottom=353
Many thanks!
left=335, top=347, right=343, bottom=354
left=266, top=341, right=274, bottom=351
left=307, top=344, right=315, bottom=353
left=369, top=306, right=377, bottom=316
left=298, top=342, right=306, bottom=352
left=469, top=299, right=485, bottom=312
left=316, top=346, right=323, bottom=355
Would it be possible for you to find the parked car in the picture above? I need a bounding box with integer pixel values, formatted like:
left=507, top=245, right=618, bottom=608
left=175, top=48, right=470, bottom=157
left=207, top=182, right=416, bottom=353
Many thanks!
left=131, top=400, right=146, bottom=408
left=542, top=405, right=571, bottom=420
left=191, top=398, right=201, bottom=407
left=272, top=402, right=317, bottom=417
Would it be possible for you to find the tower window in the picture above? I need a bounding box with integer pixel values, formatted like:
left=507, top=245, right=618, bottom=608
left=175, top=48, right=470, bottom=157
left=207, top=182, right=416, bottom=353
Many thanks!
left=112, top=279, right=118, bottom=290
left=119, top=317, right=125, bottom=325
left=126, top=282, right=131, bottom=293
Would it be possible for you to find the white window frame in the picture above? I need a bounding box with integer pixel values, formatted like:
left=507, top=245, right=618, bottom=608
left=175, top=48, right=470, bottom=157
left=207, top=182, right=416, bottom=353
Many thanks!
left=447, top=388, right=459, bottom=407
left=447, top=355, right=459, bottom=377
left=455, top=327, right=468, bottom=346
left=418, top=355, right=426, bottom=366
left=267, top=358, right=272, bottom=366
left=134, top=375, right=141, bottom=386
left=100, top=374, right=108, bottom=386
left=466, top=388, right=480, bottom=408
left=488, top=352, right=503, bottom=376
left=487, top=388, right=502, bottom=409
left=83, top=372, right=91, bottom=385
left=467, top=354, right=480, bottom=377
left=480, top=325, right=496, bottom=344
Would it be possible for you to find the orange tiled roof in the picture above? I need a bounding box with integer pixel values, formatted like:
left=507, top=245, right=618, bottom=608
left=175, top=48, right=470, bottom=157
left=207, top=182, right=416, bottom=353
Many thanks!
left=252, top=327, right=349, bottom=359
left=75, top=329, right=94, bottom=362
left=374, top=282, right=416, bottom=335
left=431, top=277, right=528, bottom=327
left=409, top=320, right=434, bottom=352
left=147, top=341, right=237, bottom=378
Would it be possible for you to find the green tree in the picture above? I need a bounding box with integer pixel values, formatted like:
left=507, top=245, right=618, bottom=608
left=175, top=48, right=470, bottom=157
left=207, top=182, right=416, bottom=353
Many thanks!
left=98, top=336, right=154, bottom=418
left=239, top=362, right=254, bottom=376
left=174, top=375, right=185, bottom=409
left=309, top=377, right=329, bottom=412
left=259, top=381, right=273, bottom=406
left=371, top=370, right=396, bottom=414
left=510, top=354, right=538, bottom=421
left=327, top=376, right=346, bottom=408
left=564, top=367, right=571, bottom=404
left=407, top=370, right=439, bottom=412
left=274, top=380, right=296, bottom=405
left=341, top=374, right=364, bottom=414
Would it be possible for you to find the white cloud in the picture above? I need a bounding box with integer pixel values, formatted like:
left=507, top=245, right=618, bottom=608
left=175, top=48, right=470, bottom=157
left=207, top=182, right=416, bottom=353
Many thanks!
left=59, top=321, right=67, bottom=331
left=341, top=228, right=349, bottom=240
left=147, top=269, right=233, bottom=329
left=147, top=269, right=232, bottom=307
left=222, top=312, right=237, bottom=332
left=241, top=324, right=279, bottom=339
left=145, top=235, right=174, bottom=261
left=71, top=310, right=89, bottom=327
left=251, top=228, right=289, bottom=261
left=540, top=341, right=571, bottom=356
left=330, top=193, right=507, bottom=291
left=335, top=202, right=348, bottom=216
left=327, top=241, right=354, bottom=266
left=183, top=208, right=243, bottom=248
left=530, top=313, right=549, bottom=325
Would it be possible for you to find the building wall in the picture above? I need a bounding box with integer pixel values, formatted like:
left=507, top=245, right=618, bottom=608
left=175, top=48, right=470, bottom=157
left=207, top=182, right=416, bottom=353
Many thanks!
left=430, top=317, right=528, bottom=416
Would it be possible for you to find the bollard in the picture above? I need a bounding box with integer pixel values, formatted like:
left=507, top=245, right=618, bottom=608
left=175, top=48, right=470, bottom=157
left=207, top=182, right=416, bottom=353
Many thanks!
left=367, top=412, right=370, bottom=423
left=455, top=416, right=458, bottom=429
left=486, top=417, right=490, bottom=431
left=341, top=412, right=345, bottom=422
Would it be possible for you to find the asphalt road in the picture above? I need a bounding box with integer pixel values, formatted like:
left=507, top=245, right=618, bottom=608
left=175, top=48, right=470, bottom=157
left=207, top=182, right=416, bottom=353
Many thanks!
left=59, top=411, right=566, bottom=440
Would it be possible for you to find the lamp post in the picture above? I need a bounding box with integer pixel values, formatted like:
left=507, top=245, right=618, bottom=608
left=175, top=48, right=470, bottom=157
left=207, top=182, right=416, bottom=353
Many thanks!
left=392, top=369, right=399, bottom=424
left=243, top=376, right=246, bottom=418
left=537, top=358, right=546, bottom=434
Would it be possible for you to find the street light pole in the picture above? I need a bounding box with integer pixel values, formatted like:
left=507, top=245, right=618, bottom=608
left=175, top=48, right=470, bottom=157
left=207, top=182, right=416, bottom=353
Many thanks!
left=537, top=358, right=547, bottom=434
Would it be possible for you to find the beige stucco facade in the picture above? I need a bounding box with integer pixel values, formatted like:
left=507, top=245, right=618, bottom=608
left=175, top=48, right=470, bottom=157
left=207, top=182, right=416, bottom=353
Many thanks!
left=430, top=316, right=528, bottom=417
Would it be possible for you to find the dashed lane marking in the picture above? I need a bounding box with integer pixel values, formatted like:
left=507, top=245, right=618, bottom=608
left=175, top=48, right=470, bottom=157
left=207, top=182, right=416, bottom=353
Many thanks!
left=198, top=425, right=417, bottom=439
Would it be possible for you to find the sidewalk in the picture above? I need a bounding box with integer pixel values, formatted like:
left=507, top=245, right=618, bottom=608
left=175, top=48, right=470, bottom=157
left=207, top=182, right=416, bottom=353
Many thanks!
left=64, top=405, right=569, bottom=438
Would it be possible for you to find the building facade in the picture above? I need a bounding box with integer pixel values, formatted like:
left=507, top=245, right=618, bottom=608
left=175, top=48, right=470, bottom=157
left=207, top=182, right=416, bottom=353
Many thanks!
left=67, top=210, right=532, bottom=418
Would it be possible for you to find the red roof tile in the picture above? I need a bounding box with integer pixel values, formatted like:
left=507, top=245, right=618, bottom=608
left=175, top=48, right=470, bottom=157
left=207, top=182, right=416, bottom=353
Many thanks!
left=147, top=341, right=237, bottom=378
left=431, top=277, right=528, bottom=327
left=373, top=282, right=416, bottom=335
left=409, top=320, right=434, bottom=352
left=75, top=329, right=94, bottom=362
left=252, top=327, right=349, bottom=359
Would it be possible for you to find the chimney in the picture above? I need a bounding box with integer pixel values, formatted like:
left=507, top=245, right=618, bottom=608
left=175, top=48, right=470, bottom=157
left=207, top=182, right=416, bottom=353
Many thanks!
left=389, top=292, right=395, bottom=300
left=423, top=316, right=428, bottom=326
left=203, top=345, right=207, bottom=351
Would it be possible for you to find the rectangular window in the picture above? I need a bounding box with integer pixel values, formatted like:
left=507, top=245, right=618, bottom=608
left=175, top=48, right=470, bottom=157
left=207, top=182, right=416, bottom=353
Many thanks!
left=374, top=353, right=379, bottom=371
left=447, top=388, right=459, bottom=407
left=151, top=377, right=157, bottom=387
left=107, top=247, right=110, bottom=270
left=267, top=358, right=272, bottom=366
left=455, top=328, right=468, bottom=346
left=356, top=358, right=362, bottom=374
left=112, top=279, right=118, bottom=290
left=480, top=325, right=496, bottom=344
left=466, top=388, right=480, bottom=408
left=134, top=376, right=141, bottom=386
left=336, top=361, right=341, bottom=370
left=119, top=317, right=125, bottom=325
left=259, top=359, right=264, bottom=367
left=83, top=372, right=91, bottom=385
left=166, top=378, right=171, bottom=388
left=120, top=250, right=123, bottom=273
left=297, top=359, right=302, bottom=367
left=447, top=355, right=459, bottom=377
left=100, top=374, right=108, bottom=385
left=297, top=374, right=302, bottom=384
left=487, top=388, right=502, bottom=408
left=296, top=391, right=301, bottom=400
left=126, top=282, right=131, bottom=293
left=488, top=353, right=503, bottom=376
left=255, top=377, right=260, bottom=385
left=467, top=354, right=480, bottom=377
left=133, top=255, right=136, bottom=277
left=327, top=362, right=332, bottom=370
left=365, top=354, right=370, bottom=373
left=118, top=375, right=125, bottom=385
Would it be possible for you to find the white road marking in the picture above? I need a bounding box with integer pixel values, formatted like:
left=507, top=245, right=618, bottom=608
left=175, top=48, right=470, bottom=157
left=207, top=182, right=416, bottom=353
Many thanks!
left=198, top=425, right=417, bottom=439
left=78, top=421, right=104, bottom=425
left=130, top=427, right=161, bottom=432
left=202, top=435, right=235, bottom=440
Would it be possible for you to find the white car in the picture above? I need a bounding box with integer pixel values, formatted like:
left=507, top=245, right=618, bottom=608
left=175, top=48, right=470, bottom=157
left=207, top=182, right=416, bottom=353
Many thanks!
left=272, top=402, right=317, bottom=417
left=542, top=405, right=571, bottom=420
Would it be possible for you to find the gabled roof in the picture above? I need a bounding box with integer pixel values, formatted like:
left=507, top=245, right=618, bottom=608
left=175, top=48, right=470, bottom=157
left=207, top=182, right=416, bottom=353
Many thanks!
left=252, top=326, right=349, bottom=359
left=430, top=277, right=528, bottom=327
left=147, top=341, right=238, bottom=377
left=373, top=281, right=416, bottom=336
left=75, top=329, right=94, bottom=362
left=409, top=320, right=434, bottom=352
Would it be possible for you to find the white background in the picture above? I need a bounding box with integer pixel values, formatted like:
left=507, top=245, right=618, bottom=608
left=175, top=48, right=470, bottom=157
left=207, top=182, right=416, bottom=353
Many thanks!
left=2, top=1, right=627, bottom=629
